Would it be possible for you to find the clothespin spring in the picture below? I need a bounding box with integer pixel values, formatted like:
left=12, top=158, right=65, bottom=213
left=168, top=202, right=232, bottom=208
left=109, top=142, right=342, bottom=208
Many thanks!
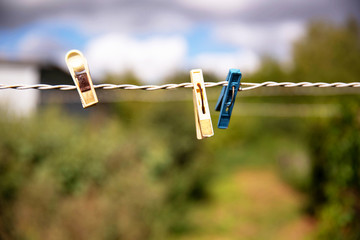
left=226, top=84, right=243, bottom=110
left=226, top=85, right=236, bottom=111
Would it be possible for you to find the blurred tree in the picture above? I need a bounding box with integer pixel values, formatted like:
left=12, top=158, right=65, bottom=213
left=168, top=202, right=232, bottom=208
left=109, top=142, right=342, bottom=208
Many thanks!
left=292, top=18, right=360, bottom=83
left=104, top=72, right=143, bottom=125
left=308, top=102, right=360, bottom=240
left=301, top=18, right=360, bottom=239
left=247, top=56, right=288, bottom=83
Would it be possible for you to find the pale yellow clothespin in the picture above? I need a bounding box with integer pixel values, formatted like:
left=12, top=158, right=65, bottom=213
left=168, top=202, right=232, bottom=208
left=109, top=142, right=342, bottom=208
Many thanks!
left=65, top=50, right=98, bottom=108
left=190, top=69, right=214, bottom=140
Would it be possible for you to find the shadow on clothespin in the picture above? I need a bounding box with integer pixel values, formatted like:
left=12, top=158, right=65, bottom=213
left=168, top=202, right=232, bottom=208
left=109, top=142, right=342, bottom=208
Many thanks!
left=190, top=69, right=214, bottom=140
left=215, top=69, right=242, bottom=129
left=65, top=50, right=98, bottom=108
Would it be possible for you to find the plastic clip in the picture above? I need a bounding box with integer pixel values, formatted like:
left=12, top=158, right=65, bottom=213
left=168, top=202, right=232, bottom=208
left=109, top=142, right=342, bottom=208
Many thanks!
left=190, top=69, right=214, bottom=140
left=215, top=69, right=242, bottom=129
left=65, top=50, right=98, bottom=108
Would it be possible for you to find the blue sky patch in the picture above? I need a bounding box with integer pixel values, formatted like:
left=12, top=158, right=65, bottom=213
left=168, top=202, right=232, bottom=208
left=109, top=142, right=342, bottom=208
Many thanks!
left=186, top=24, right=237, bottom=57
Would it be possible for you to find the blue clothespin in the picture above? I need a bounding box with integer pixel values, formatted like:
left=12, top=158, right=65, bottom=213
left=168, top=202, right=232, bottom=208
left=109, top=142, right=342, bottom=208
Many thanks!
left=215, top=69, right=242, bottom=129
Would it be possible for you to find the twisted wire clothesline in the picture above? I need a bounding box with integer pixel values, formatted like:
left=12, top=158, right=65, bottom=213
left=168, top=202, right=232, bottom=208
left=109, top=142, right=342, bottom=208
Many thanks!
left=1, top=81, right=360, bottom=91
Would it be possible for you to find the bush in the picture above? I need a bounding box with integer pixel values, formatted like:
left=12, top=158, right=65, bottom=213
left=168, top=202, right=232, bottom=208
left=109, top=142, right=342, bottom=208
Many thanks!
left=0, top=105, right=215, bottom=240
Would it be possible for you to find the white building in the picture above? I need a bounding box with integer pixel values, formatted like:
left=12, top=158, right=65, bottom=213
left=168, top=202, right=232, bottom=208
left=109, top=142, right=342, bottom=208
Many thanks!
left=0, top=61, right=40, bottom=116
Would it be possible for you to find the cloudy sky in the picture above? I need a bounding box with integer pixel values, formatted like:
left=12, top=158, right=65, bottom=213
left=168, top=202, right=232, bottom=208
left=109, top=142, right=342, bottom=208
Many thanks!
left=0, top=0, right=359, bottom=82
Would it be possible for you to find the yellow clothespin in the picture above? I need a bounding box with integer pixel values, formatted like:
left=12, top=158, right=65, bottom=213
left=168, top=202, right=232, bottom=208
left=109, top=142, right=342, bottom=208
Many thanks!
left=190, top=69, right=214, bottom=140
left=65, top=50, right=98, bottom=108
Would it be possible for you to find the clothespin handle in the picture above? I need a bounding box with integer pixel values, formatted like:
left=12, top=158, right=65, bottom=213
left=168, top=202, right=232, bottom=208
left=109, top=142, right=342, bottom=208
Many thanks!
left=190, top=69, right=214, bottom=139
left=65, top=50, right=98, bottom=108
left=215, top=69, right=242, bottom=129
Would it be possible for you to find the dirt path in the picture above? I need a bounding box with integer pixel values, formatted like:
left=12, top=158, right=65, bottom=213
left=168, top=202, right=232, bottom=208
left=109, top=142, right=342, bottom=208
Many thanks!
left=174, top=168, right=315, bottom=240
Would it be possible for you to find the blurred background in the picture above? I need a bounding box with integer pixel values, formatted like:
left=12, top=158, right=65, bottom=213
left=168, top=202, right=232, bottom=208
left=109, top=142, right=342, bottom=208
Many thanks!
left=0, top=0, right=360, bottom=239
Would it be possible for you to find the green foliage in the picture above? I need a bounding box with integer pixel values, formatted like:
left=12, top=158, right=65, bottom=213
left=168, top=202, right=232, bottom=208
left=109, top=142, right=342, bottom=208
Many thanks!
left=292, top=18, right=360, bottom=83
left=0, top=105, right=215, bottom=240
left=247, top=57, right=289, bottom=83
left=308, top=101, right=360, bottom=240
left=242, top=18, right=360, bottom=239
left=299, top=19, right=360, bottom=239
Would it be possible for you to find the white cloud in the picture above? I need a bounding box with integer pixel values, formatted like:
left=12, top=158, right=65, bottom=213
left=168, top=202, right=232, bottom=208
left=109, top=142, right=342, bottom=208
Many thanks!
left=177, top=0, right=264, bottom=14
left=214, top=21, right=305, bottom=60
left=84, top=34, right=187, bottom=82
left=50, top=8, right=191, bottom=36
left=191, top=49, right=260, bottom=77
left=2, top=0, right=354, bottom=66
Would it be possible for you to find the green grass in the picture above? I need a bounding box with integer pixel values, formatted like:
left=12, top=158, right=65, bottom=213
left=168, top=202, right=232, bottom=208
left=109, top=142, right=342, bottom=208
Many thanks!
left=171, top=167, right=315, bottom=240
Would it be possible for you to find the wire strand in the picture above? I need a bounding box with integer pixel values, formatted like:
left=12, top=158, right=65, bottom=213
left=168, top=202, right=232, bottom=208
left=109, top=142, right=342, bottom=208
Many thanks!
left=0, top=81, right=360, bottom=91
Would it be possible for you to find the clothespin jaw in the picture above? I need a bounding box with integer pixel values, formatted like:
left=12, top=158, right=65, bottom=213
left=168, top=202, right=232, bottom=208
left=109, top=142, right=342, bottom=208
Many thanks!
left=65, top=50, right=98, bottom=108
left=215, top=69, right=242, bottom=129
left=190, top=69, right=214, bottom=140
